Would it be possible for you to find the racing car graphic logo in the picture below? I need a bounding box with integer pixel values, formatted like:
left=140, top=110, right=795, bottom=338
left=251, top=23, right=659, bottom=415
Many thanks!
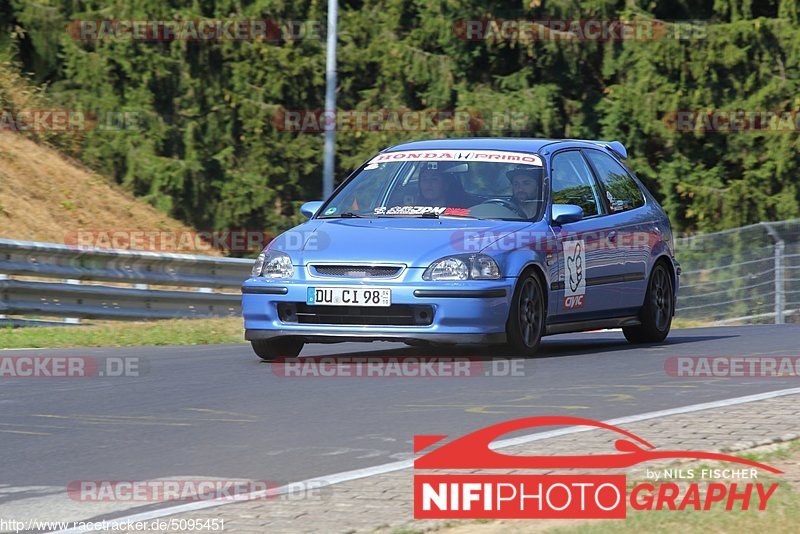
left=563, top=240, right=585, bottom=309
left=413, top=416, right=781, bottom=472
left=413, top=416, right=782, bottom=520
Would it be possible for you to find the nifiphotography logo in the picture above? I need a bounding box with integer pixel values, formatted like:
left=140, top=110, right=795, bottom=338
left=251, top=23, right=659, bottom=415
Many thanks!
left=413, top=416, right=781, bottom=519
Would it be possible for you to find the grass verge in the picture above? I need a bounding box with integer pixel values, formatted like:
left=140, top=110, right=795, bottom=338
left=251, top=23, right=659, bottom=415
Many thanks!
left=0, top=317, right=715, bottom=350
left=671, top=318, right=717, bottom=328
left=0, top=317, right=244, bottom=349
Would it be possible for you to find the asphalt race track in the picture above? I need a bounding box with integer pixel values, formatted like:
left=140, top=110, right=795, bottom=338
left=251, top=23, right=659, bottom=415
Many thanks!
left=2, top=325, right=799, bottom=524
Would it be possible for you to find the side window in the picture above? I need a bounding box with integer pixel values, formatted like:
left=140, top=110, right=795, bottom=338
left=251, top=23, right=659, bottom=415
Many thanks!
left=551, top=151, right=603, bottom=217
left=584, top=150, right=645, bottom=213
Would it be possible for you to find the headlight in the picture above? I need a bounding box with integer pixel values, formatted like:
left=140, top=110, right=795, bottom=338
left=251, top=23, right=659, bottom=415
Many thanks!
left=252, top=250, right=294, bottom=278
left=251, top=253, right=267, bottom=276
left=470, top=254, right=501, bottom=279
left=423, top=254, right=501, bottom=281
left=424, top=256, right=469, bottom=281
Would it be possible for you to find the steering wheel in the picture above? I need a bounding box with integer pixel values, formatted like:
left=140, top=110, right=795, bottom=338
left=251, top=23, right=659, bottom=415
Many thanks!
left=482, top=198, right=528, bottom=219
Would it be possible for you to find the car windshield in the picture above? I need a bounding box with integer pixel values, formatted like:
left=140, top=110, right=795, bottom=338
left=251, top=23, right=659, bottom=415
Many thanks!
left=318, top=150, right=546, bottom=221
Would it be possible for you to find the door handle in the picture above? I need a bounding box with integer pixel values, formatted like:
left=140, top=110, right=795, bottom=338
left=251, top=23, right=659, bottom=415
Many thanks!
left=607, top=230, right=617, bottom=243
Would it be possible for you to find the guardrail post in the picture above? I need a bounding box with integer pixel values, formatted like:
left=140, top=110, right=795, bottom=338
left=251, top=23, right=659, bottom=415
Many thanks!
left=64, top=279, right=81, bottom=324
left=0, top=274, right=6, bottom=319
left=762, top=223, right=785, bottom=325
left=774, top=240, right=785, bottom=324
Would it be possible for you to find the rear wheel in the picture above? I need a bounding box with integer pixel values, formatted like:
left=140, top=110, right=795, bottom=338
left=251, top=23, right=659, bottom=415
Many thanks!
left=250, top=338, right=304, bottom=361
left=623, top=262, right=673, bottom=344
left=504, top=271, right=545, bottom=357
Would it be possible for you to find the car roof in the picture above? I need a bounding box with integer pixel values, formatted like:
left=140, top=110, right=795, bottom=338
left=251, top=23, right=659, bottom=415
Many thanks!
left=382, top=138, right=627, bottom=159
left=383, top=138, right=557, bottom=153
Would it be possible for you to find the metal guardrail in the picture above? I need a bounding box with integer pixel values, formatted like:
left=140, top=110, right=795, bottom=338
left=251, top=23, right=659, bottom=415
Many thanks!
left=3, top=218, right=800, bottom=325
left=675, top=218, right=800, bottom=325
left=0, top=238, right=251, bottom=288
left=0, top=238, right=251, bottom=322
left=0, top=279, right=242, bottom=320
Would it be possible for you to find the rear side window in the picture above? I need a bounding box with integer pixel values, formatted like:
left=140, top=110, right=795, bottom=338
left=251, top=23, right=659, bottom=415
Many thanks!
left=584, top=150, right=645, bottom=213
left=551, top=151, right=604, bottom=217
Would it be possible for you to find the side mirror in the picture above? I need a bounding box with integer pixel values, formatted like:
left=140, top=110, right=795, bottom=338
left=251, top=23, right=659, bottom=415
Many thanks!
left=551, top=204, right=584, bottom=225
left=300, top=201, right=324, bottom=219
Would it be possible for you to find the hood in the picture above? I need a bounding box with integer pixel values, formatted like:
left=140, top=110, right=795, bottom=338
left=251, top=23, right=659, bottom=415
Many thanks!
left=271, top=218, right=533, bottom=268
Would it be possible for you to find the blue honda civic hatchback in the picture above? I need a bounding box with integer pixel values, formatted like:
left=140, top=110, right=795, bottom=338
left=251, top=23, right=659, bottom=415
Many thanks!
left=242, top=138, right=680, bottom=360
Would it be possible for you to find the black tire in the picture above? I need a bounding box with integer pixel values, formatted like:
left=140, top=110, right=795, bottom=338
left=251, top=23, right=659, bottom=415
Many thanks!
left=250, top=338, right=304, bottom=361
left=504, top=271, right=546, bottom=357
left=623, top=262, right=674, bottom=344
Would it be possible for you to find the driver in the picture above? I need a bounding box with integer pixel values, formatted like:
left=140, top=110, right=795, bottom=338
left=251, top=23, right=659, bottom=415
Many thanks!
left=507, top=167, right=543, bottom=218
left=418, top=167, right=449, bottom=206
left=418, top=166, right=470, bottom=208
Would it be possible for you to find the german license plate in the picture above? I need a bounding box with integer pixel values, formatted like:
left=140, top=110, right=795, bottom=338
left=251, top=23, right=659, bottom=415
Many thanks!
left=306, top=287, right=391, bottom=307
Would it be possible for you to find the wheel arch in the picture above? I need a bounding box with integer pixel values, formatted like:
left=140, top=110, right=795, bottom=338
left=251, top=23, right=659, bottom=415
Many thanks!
left=651, top=255, right=677, bottom=316
left=516, top=262, right=549, bottom=319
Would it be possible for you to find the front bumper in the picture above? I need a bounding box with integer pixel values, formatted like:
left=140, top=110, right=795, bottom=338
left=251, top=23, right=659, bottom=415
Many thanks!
left=241, top=276, right=514, bottom=344
left=244, top=329, right=506, bottom=344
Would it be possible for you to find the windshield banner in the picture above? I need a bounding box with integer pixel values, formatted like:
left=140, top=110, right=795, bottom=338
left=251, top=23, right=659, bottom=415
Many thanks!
left=369, top=150, right=543, bottom=166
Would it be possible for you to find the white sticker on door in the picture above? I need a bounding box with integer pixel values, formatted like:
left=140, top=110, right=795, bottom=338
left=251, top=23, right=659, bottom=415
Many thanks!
left=563, top=239, right=586, bottom=309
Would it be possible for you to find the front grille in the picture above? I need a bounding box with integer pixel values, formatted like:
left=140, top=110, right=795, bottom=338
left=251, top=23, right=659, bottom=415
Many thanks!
left=310, top=264, right=403, bottom=278
left=278, top=303, right=433, bottom=326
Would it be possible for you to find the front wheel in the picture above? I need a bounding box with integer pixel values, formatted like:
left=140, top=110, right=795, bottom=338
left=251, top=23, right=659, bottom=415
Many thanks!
left=623, top=262, right=674, bottom=344
left=504, top=272, right=545, bottom=357
left=250, top=338, right=304, bottom=361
